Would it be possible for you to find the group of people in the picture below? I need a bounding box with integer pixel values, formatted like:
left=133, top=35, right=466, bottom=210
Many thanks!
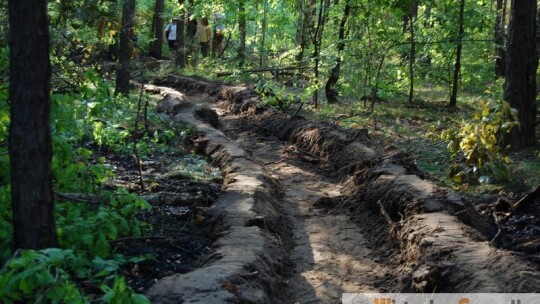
left=164, top=14, right=225, bottom=59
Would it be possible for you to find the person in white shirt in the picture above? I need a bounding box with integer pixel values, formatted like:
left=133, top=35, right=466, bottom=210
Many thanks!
left=164, top=18, right=178, bottom=53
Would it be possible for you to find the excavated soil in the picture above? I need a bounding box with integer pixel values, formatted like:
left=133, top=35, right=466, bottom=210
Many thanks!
left=141, top=75, right=540, bottom=303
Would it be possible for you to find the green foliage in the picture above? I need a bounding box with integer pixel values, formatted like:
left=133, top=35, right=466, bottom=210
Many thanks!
left=0, top=47, right=156, bottom=300
left=428, top=101, right=518, bottom=184
left=57, top=190, right=150, bottom=259
left=0, top=47, right=10, bottom=263
left=0, top=248, right=149, bottom=304
left=100, top=276, right=150, bottom=304
left=255, top=80, right=313, bottom=111
left=0, top=249, right=86, bottom=303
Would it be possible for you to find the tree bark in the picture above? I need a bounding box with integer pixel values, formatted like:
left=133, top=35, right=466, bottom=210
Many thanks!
left=175, top=0, right=186, bottom=68
left=325, top=0, right=351, bottom=104
left=186, top=0, right=196, bottom=64
left=449, top=0, right=465, bottom=107
left=295, top=0, right=305, bottom=62
left=149, top=0, right=164, bottom=59
left=115, top=0, right=135, bottom=96
left=238, top=0, right=246, bottom=66
left=260, top=0, right=269, bottom=67
left=312, top=0, right=331, bottom=107
left=503, top=0, right=538, bottom=149
left=407, top=13, right=416, bottom=104
left=494, top=0, right=506, bottom=78
left=8, top=0, right=58, bottom=249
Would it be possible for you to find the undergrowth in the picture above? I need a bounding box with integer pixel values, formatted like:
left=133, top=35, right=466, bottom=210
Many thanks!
left=0, top=48, right=209, bottom=302
left=303, top=84, right=538, bottom=194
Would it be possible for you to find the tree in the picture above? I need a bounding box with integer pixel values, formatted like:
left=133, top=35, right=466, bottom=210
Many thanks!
left=186, top=0, right=197, bottom=65
left=8, top=0, right=58, bottom=249
left=238, top=0, right=246, bottom=65
left=404, top=2, right=418, bottom=104
left=115, top=0, right=135, bottom=96
left=175, top=0, right=186, bottom=68
left=493, top=0, right=507, bottom=78
left=312, top=0, right=331, bottom=107
left=149, top=0, right=164, bottom=59
left=449, top=0, right=465, bottom=107
left=324, top=0, right=351, bottom=104
left=503, top=0, right=538, bottom=149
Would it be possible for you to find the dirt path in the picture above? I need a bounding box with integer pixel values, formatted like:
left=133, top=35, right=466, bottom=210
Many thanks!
left=144, top=75, right=540, bottom=303
left=220, top=116, right=389, bottom=303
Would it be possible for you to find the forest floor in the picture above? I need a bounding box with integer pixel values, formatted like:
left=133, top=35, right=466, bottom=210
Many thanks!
left=105, top=70, right=540, bottom=303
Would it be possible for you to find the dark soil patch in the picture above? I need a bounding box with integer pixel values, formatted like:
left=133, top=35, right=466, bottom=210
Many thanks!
left=474, top=195, right=540, bottom=264
left=87, top=143, right=221, bottom=293
left=112, top=205, right=209, bottom=293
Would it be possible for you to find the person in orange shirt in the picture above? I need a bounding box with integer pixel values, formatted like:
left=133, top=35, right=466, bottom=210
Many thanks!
left=196, top=17, right=212, bottom=58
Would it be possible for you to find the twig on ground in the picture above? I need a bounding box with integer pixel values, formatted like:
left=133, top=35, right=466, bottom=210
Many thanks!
left=513, top=183, right=540, bottom=210
left=490, top=213, right=503, bottom=246
left=377, top=200, right=395, bottom=226
left=54, top=192, right=110, bottom=207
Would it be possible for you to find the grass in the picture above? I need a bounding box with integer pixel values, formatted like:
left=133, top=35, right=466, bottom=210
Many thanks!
left=155, top=58, right=540, bottom=196
left=303, top=84, right=540, bottom=196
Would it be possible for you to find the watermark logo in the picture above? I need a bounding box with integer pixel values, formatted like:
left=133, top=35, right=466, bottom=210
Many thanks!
left=342, top=293, right=540, bottom=304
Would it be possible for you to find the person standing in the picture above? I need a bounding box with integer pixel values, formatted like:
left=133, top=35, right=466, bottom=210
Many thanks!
left=196, top=17, right=212, bottom=58
left=164, top=18, right=178, bottom=56
left=213, top=13, right=225, bottom=58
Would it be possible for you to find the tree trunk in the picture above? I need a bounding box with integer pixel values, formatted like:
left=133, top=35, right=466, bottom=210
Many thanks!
left=186, top=0, right=196, bottom=64
left=260, top=0, right=269, bottom=67
left=449, top=0, right=465, bottom=107
left=149, top=0, right=164, bottom=59
left=503, top=0, right=538, bottom=149
left=175, top=0, right=186, bottom=68
left=407, top=13, right=416, bottom=104
left=8, top=0, right=58, bottom=250
left=115, top=0, right=135, bottom=96
left=325, top=0, right=351, bottom=104
left=238, top=0, right=246, bottom=66
left=494, top=0, right=506, bottom=78
left=295, top=0, right=305, bottom=62
left=312, top=0, right=324, bottom=108
left=312, top=0, right=331, bottom=107
left=297, top=0, right=316, bottom=64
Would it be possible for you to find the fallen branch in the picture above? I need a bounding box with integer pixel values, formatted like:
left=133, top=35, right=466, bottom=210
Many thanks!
left=292, top=102, right=304, bottom=119
left=377, top=200, right=395, bottom=226
left=490, top=212, right=504, bottom=246
left=109, top=235, right=171, bottom=244
left=216, top=66, right=311, bottom=77
left=512, top=183, right=540, bottom=210
left=54, top=192, right=106, bottom=206
left=284, top=145, right=323, bottom=162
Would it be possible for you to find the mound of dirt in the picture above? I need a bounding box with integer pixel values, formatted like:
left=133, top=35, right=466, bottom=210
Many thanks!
left=149, top=75, right=540, bottom=301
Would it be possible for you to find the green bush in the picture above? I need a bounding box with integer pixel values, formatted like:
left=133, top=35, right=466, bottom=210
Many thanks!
left=428, top=100, right=518, bottom=184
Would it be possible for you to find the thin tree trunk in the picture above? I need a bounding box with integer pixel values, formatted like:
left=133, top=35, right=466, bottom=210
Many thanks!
left=149, top=0, right=164, bottom=59
left=238, top=0, right=246, bottom=66
left=494, top=0, right=506, bottom=78
left=408, top=14, right=416, bottom=104
left=295, top=0, right=305, bottom=62
left=325, top=0, right=351, bottom=104
left=298, top=0, right=317, bottom=64
left=449, top=0, right=465, bottom=107
left=312, top=0, right=330, bottom=108
left=503, top=0, right=538, bottom=149
left=115, top=0, right=135, bottom=96
left=186, top=0, right=196, bottom=64
left=175, top=0, right=186, bottom=67
left=9, top=0, right=58, bottom=249
left=260, top=0, right=269, bottom=67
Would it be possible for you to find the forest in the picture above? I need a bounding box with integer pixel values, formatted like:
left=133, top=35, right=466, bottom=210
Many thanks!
left=1, top=0, right=539, bottom=303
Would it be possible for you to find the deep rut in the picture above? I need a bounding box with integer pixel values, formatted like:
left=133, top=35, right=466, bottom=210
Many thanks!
left=220, top=116, right=391, bottom=303
left=146, top=77, right=540, bottom=303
